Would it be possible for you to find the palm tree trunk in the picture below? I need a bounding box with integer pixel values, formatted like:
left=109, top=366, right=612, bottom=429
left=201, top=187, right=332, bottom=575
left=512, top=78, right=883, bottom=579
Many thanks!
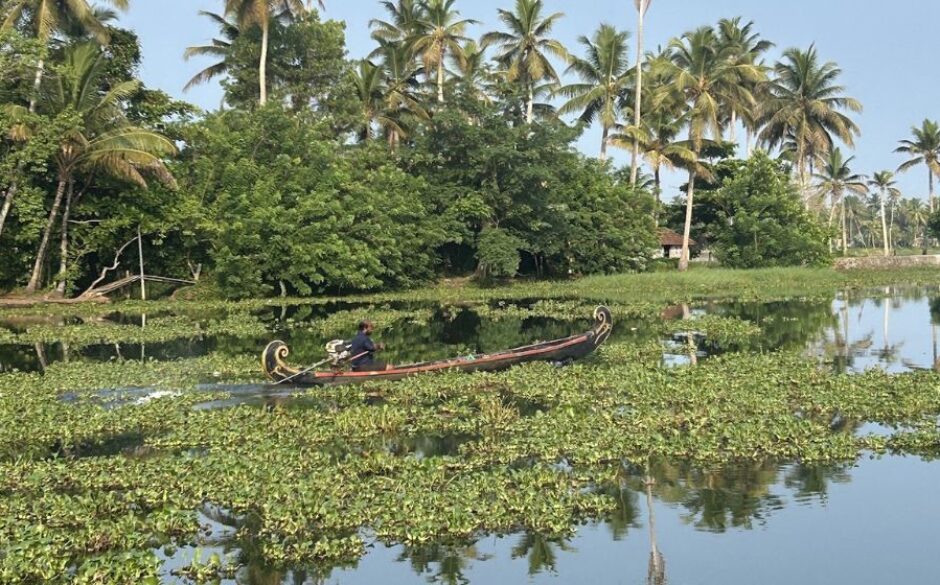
left=526, top=84, right=534, bottom=125
left=879, top=190, right=889, bottom=257
left=855, top=215, right=865, bottom=248
left=889, top=202, right=895, bottom=251
left=630, top=6, right=645, bottom=187
left=600, top=125, right=609, bottom=162
left=654, top=166, right=662, bottom=210
left=437, top=54, right=445, bottom=104
left=828, top=191, right=839, bottom=253
left=28, top=57, right=45, bottom=114
left=55, top=181, right=75, bottom=295
left=797, top=143, right=808, bottom=208
left=0, top=181, right=17, bottom=240
left=729, top=109, right=737, bottom=145
left=259, top=18, right=269, bottom=106
left=841, top=197, right=849, bottom=256
left=745, top=127, right=753, bottom=157
left=679, top=167, right=696, bottom=272
left=26, top=178, right=68, bottom=293
left=930, top=167, right=936, bottom=214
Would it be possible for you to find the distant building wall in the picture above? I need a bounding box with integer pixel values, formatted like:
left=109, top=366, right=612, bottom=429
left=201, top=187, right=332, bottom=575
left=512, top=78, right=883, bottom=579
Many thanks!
left=834, top=255, right=940, bottom=270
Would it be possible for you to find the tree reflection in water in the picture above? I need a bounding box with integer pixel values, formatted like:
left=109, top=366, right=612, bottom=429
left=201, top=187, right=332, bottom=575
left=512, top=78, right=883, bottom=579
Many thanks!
left=397, top=542, right=486, bottom=585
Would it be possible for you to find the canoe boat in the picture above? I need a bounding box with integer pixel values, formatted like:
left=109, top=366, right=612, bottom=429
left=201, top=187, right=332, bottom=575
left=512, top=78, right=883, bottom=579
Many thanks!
left=262, top=305, right=613, bottom=386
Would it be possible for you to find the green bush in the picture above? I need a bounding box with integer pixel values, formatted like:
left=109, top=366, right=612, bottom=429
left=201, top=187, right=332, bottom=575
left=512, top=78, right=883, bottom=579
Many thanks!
left=927, top=208, right=940, bottom=243
left=712, top=152, right=831, bottom=268
left=172, top=107, right=446, bottom=299
left=476, top=228, right=523, bottom=279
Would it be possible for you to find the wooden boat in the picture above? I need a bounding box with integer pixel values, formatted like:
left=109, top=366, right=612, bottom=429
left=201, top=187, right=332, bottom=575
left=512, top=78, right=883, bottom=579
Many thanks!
left=262, top=306, right=613, bottom=386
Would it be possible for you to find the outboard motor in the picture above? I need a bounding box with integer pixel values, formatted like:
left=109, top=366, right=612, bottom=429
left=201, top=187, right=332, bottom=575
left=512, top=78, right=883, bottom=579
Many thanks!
left=325, top=340, right=351, bottom=366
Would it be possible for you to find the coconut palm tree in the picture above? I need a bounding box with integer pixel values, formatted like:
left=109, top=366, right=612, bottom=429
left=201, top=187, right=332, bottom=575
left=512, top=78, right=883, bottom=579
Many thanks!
left=896, top=119, right=940, bottom=213
left=372, top=40, right=427, bottom=149
left=2, top=0, right=130, bottom=111
left=223, top=0, right=322, bottom=106
left=759, top=46, right=862, bottom=203
left=370, top=0, right=423, bottom=44
left=183, top=11, right=241, bottom=92
left=843, top=194, right=871, bottom=248
left=407, top=0, right=475, bottom=104
left=900, top=198, right=929, bottom=249
left=868, top=171, right=901, bottom=256
left=352, top=59, right=385, bottom=142
left=813, top=148, right=867, bottom=255
left=716, top=17, right=772, bottom=146
left=611, top=93, right=695, bottom=207
left=25, top=42, right=176, bottom=293
left=657, top=26, right=761, bottom=271
left=556, top=24, right=631, bottom=161
left=481, top=0, right=569, bottom=124
left=629, top=0, right=652, bottom=186
left=451, top=40, right=493, bottom=103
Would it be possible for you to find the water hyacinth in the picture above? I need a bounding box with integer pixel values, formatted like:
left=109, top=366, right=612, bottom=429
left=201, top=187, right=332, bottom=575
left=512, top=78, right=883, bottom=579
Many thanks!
left=2, top=271, right=940, bottom=582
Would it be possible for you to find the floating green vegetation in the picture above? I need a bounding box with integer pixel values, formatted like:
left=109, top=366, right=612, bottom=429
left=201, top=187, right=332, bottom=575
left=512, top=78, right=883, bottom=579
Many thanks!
left=1, top=336, right=939, bottom=583
left=662, top=314, right=763, bottom=346
left=0, top=307, right=439, bottom=349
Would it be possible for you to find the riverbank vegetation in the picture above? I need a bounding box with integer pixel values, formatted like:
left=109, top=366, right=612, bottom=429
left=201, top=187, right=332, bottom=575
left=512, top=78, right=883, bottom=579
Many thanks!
left=3, top=1, right=940, bottom=301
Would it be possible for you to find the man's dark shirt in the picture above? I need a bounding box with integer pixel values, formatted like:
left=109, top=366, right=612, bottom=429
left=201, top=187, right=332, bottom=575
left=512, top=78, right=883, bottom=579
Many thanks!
left=349, top=331, right=376, bottom=369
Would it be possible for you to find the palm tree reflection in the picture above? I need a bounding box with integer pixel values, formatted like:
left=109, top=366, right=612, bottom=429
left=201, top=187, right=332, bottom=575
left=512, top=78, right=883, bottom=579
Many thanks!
left=511, top=532, right=573, bottom=577
left=645, top=473, right=666, bottom=585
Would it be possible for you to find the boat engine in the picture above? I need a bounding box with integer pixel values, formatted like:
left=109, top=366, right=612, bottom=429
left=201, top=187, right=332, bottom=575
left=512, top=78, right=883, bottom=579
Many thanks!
left=325, top=340, right=351, bottom=366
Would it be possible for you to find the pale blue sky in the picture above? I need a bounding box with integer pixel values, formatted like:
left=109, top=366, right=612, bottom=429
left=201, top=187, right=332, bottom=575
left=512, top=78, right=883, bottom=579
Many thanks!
left=120, top=0, right=940, bottom=200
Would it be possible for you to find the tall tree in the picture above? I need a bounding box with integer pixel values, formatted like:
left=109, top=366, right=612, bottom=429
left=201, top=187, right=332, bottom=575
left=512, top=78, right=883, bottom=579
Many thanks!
left=658, top=26, right=760, bottom=271
left=352, top=59, right=385, bottom=142
left=409, top=0, right=475, bottom=104
left=223, top=0, right=322, bottom=106
left=481, top=0, right=568, bottom=124
left=183, top=11, right=240, bottom=92
left=899, top=198, right=929, bottom=249
left=2, top=0, right=130, bottom=111
left=370, top=0, right=423, bottom=43
left=869, top=171, right=901, bottom=256
left=372, top=40, right=427, bottom=149
left=611, top=60, right=693, bottom=207
left=556, top=23, right=631, bottom=161
left=813, top=148, right=867, bottom=255
left=758, top=46, right=862, bottom=203
left=895, top=119, right=940, bottom=213
left=25, top=42, right=176, bottom=293
left=629, top=0, right=651, bottom=186
left=716, top=17, right=772, bottom=146
left=451, top=40, right=493, bottom=103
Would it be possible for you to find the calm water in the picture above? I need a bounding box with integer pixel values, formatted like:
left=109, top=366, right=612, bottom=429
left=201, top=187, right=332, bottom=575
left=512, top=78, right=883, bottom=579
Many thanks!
left=160, top=455, right=940, bottom=585
left=666, top=287, right=940, bottom=373
left=2, top=287, right=938, bottom=375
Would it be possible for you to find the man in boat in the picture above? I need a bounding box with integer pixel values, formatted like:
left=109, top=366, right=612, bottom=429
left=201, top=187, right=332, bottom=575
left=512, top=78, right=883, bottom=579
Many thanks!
left=349, top=320, right=388, bottom=372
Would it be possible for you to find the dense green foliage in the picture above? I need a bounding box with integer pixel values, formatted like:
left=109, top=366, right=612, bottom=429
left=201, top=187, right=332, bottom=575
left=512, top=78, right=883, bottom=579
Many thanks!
left=709, top=153, right=831, bottom=267
left=928, top=207, right=940, bottom=242
left=0, top=10, right=661, bottom=299
left=165, top=106, right=444, bottom=298
left=5, top=0, right=931, bottom=300
left=407, top=102, right=656, bottom=277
